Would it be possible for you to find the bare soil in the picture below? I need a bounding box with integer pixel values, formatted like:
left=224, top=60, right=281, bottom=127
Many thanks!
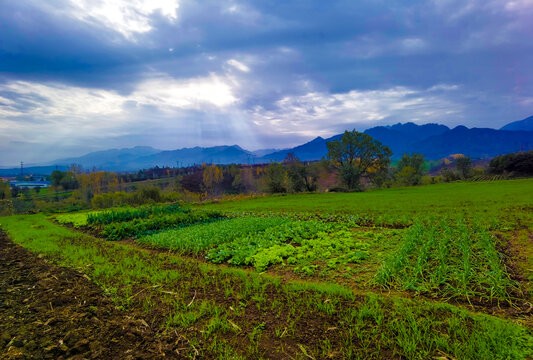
left=0, top=230, right=183, bottom=360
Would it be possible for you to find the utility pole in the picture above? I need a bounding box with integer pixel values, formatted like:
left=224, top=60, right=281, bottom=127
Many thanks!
left=20, top=161, right=24, bottom=178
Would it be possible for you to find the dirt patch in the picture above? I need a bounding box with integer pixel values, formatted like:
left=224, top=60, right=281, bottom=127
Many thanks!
left=0, top=230, right=185, bottom=360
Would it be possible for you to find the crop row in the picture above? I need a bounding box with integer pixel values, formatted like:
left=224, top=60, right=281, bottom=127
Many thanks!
left=221, top=210, right=411, bottom=229
left=2, top=214, right=531, bottom=359
left=138, top=216, right=289, bottom=255
left=101, top=210, right=224, bottom=241
left=375, top=217, right=518, bottom=302
left=87, top=203, right=185, bottom=225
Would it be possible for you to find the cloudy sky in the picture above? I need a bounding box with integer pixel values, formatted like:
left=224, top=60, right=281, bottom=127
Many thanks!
left=1, top=0, right=532, bottom=165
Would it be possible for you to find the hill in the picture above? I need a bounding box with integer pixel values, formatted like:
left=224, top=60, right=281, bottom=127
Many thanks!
left=501, top=115, right=533, bottom=131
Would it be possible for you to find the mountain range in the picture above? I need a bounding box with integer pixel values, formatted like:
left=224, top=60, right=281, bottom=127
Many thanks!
left=1, top=116, right=532, bottom=176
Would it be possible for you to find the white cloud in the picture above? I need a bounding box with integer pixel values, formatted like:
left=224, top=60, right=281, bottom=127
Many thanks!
left=0, top=96, right=15, bottom=106
left=0, top=73, right=237, bottom=118
left=0, top=73, right=238, bottom=155
left=0, top=81, right=125, bottom=118
left=0, top=72, right=243, bottom=163
left=248, top=86, right=462, bottom=137
left=503, top=0, right=533, bottom=12
left=43, top=0, right=180, bottom=39
left=131, top=74, right=238, bottom=109
left=226, top=59, right=250, bottom=72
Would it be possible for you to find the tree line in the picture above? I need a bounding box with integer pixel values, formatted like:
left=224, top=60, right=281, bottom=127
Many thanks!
left=2, top=130, right=531, bottom=214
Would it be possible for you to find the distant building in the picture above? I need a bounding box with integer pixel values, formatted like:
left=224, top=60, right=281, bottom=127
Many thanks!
left=9, top=181, right=51, bottom=189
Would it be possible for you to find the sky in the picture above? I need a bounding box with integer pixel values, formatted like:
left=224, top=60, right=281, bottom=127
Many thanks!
left=1, top=0, right=532, bottom=165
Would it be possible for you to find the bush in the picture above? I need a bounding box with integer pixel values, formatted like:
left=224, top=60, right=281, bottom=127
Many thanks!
left=34, top=198, right=87, bottom=213
left=420, top=175, right=434, bottom=185
left=91, top=187, right=176, bottom=209
left=0, top=199, right=14, bottom=216
left=91, top=192, right=131, bottom=209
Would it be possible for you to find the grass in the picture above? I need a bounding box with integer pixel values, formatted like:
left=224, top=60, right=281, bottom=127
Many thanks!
left=196, top=179, right=532, bottom=302
left=2, top=179, right=533, bottom=358
left=198, top=179, right=533, bottom=224
left=1, top=213, right=531, bottom=359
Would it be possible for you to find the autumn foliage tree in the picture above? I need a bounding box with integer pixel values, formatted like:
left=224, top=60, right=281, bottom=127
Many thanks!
left=0, top=179, right=11, bottom=199
left=202, top=163, right=224, bottom=196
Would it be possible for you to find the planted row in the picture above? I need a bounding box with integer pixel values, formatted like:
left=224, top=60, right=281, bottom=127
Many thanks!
left=375, top=217, right=518, bottom=302
left=3, top=214, right=531, bottom=360
left=101, top=210, right=224, bottom=241
left=87, top=203, right=185, bottom=225
left=138, top=216, right=289, bottom=255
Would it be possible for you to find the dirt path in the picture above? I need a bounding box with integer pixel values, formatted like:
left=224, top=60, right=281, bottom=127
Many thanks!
left=0, top=230, right=183, bottom=360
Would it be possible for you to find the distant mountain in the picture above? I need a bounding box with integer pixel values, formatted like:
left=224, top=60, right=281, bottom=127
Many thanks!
left=8, top=119, right=532, bottom=175
left=251, top=148, right=284, bottom=157
left=46, top=145, right=255, bottom=172
left=51, top=146, right=161, bottom=170
left=501, top=115, right=533, bottom=131
left=135, top=145, right=254, bottom=169
left=262, top=122, right=532, bottom=161
left=365, top=122, right=450, bottom=156
left=260, top=135, right=340, bottom=162
left=261, top=122, right=451, bottom=161
left=412, top=126, right=533, bottom=159
left=0, top=165, right=68, bottom=177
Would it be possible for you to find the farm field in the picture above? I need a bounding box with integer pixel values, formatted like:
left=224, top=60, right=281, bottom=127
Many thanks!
left=1, top=179, right=532, bottom=359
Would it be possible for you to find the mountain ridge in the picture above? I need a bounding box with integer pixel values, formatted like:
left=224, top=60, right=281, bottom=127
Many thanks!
left=2, top=117, right=531, bottom=175
left=500, top=115, right=533, bottom=131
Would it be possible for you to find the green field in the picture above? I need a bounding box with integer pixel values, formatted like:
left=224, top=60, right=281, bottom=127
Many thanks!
left=1, top=179, right=532, bottom=359
left=199, top=179, right=532, bottom=218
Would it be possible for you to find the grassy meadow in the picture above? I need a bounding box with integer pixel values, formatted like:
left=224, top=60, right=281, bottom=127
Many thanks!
left=1, top=179, right=532, bottom=359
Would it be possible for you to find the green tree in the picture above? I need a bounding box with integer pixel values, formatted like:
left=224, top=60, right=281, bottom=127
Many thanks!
left=327, top=130, right=392, bottom=190
left=49, top=170, right=78, bottom=190
left=395, top=153, right=426, bottom=186
left=284, top=153, right=318, bottom=192
left=455, top=156, right=472, bottom=179
left=265, top=162, right=289, bottom=193
left=50, top=170, right=64, bottom=187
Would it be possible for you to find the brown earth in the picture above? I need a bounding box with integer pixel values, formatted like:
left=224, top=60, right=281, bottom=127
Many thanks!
left=0, top=230, right=186, bottom=360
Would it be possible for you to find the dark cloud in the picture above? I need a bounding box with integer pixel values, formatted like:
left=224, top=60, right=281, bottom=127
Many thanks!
left=1, top=0, right=532, bottom=165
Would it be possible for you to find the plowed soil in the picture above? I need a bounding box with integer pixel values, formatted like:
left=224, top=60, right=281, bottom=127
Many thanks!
left=0, top=231, right=182, bottom=360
